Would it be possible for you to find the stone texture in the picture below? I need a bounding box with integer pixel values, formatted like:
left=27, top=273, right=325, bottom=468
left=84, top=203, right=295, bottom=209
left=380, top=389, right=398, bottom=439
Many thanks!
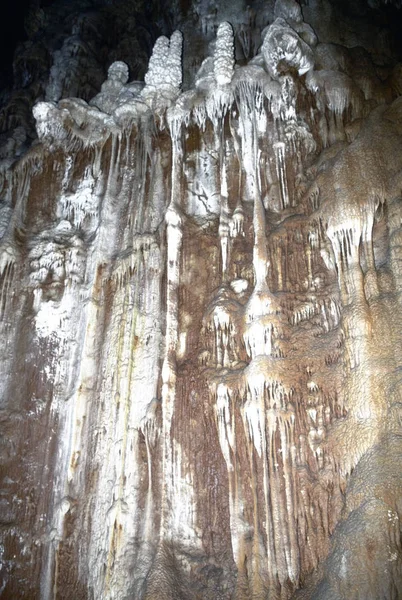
left=0, top=1, right=402, bottom=599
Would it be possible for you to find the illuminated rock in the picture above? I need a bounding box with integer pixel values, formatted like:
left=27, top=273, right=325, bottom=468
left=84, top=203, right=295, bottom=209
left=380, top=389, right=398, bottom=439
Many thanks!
left=0, top=1, right=402, bottom=599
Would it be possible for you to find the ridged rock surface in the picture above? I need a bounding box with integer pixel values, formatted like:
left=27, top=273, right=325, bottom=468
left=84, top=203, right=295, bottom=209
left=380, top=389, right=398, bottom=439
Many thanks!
left=1, top=1, right=402, bottom=599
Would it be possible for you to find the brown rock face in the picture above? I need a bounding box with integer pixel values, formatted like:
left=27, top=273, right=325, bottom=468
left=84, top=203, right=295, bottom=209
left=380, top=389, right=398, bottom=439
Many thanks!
left=1, top=1, right=402, bottom=599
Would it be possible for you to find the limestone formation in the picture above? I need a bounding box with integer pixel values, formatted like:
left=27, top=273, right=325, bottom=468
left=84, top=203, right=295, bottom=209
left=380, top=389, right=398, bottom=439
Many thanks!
left=0, top=1, right=402, bottom=599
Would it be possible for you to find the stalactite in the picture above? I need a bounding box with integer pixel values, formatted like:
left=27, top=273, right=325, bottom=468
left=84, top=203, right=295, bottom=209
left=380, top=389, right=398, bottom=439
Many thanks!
left=218, top=137, right=231, bottom=281
left=160, top=112, right=184, bottom=543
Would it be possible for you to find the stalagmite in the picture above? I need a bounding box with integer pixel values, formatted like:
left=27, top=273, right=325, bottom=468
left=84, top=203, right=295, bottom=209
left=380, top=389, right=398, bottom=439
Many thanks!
left=214, top=23, right=235, bottom=87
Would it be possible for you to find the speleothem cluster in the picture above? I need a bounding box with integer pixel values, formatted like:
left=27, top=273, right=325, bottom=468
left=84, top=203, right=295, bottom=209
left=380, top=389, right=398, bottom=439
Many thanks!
left=1, top=1, right=402, bottom=598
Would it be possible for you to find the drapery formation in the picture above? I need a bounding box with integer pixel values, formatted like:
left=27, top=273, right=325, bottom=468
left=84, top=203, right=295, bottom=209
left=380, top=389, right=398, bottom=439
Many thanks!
left=1, top=1, right=402, bottom=598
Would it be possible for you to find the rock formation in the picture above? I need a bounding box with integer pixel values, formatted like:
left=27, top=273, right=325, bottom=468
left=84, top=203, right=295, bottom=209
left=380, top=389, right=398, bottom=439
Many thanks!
left=1, top=0, right=402, bottom=599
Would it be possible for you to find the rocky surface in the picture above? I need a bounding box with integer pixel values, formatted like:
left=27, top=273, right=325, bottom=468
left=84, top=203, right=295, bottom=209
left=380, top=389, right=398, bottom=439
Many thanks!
left=1, top=0, right=402, bottom=598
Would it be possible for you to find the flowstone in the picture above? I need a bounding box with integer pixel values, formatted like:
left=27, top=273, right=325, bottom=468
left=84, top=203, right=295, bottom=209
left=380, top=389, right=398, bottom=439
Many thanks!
left=1, top=1, right=402, bottom=599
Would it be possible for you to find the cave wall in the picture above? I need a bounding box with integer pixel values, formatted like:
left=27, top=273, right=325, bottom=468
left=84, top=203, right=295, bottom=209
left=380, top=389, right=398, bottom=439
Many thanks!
left=1, top=1, right=402, bottom=599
